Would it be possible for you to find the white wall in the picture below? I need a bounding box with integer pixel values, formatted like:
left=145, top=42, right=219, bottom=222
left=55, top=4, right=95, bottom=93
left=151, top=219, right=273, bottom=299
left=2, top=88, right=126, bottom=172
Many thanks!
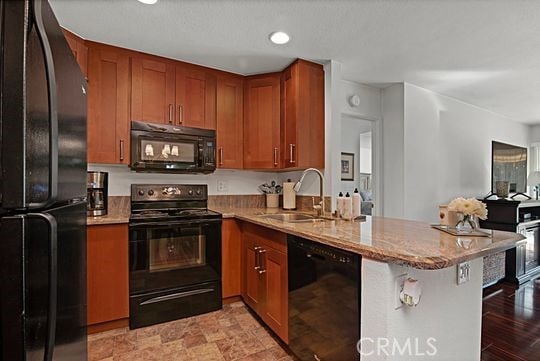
left=530, top=124, right=540, bottom=143
left=88, top=164, right=292, bottom=196
left=361, top=258, right=483, bottom=361
left=324, top=62, right=383, bottom=211
left=384, top=83, right=530, bottom=222
left=340, top=115, right=373, bottom=193
left=381, top=84, right=405, bottom=218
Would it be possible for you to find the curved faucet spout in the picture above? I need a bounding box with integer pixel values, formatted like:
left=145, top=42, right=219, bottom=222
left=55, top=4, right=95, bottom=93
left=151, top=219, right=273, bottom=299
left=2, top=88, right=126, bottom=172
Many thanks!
left=293, top=168, right=325, bottom=216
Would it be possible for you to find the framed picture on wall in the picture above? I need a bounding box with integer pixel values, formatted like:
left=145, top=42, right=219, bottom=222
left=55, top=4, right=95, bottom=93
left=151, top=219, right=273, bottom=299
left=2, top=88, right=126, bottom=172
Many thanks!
left=341, top=152, right=355, bottom=181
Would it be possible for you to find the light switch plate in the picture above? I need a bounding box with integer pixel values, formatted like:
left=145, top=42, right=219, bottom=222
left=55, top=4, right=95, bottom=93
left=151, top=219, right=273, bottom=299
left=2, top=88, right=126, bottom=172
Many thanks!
left=457, top=261, right=471, bottom=285
left=217, top=180, right=228, bottom=193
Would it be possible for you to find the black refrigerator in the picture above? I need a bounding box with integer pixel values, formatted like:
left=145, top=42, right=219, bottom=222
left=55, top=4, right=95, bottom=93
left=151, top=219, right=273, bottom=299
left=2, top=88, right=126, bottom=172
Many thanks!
left=0, top=0, right=88, bottom=360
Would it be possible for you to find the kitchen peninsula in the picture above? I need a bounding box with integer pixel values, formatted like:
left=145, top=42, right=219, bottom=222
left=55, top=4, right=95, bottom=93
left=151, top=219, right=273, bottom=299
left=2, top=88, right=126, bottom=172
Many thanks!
left=214, top=207, right=524, bottom=361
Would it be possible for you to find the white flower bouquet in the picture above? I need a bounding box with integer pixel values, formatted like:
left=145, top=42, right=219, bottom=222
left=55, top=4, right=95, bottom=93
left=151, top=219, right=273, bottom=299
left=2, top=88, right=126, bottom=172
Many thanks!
left=447, top=197, right=488, bottom=220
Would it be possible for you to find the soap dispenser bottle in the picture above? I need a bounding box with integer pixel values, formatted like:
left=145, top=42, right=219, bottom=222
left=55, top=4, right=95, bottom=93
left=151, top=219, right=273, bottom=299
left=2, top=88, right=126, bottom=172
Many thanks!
left=343, top=192, right=353, bottom=219
left=337, top=192, right=344, bottom=217
left=352, top=188, right=361, bottom=218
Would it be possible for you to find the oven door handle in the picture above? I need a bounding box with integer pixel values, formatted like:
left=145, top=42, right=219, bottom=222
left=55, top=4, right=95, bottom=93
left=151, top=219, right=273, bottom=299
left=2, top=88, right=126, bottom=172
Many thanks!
left=129, top=219, right=222, bottom=228
left=140, top=288, right=215, bottom=306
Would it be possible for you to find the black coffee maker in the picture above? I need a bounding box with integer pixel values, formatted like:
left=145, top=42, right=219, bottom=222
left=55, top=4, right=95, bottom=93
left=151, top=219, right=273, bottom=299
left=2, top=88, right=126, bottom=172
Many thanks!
left=87, top=171, right=108, bottom=216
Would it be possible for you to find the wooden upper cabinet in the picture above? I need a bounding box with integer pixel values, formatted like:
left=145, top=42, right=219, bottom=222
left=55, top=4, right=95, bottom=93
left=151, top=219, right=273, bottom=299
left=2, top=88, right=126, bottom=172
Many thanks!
left=282, top=60, right=325, bottom=169
left=62, top=28, right=88, bottom=77
left=87, top=43, right=130, bottom=164
left=175, top=64, right=217, bottom=129
left=216, top=75, right=243, bottom=169
left=131, top=57, right=176, bottom=125
left=87, top=225, right=129, bottom=325
left=243, top=74, right=281, bottom=169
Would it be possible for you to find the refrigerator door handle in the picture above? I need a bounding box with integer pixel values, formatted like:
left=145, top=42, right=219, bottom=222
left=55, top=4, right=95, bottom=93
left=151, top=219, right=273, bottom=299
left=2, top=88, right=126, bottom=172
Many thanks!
left=29, top=0, right=59, bottom=209
left=28, top=213, right=58, bottom=361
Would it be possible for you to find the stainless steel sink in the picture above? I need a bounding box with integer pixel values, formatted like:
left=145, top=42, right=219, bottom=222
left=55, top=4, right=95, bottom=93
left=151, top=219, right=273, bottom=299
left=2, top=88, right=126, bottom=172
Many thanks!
left=260, top=213, right=325, bottom=223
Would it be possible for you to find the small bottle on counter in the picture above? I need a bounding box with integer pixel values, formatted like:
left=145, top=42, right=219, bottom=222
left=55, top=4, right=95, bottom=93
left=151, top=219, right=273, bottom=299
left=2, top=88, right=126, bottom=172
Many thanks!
left=352, top=188, right=361, bottom=219
left=337, top=192, right=344, bottom=217
left=343, top=192, right=353, bottom=219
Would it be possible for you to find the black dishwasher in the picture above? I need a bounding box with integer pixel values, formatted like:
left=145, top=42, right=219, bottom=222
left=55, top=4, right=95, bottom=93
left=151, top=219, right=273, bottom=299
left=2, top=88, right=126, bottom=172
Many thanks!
left=288, top=236, right=360, bottom=361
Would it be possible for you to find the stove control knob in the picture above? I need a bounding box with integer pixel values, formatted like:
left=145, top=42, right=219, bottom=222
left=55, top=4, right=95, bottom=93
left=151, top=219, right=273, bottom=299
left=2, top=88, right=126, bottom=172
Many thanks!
left=138, top=189, right=145, bottom=196
left=188, top=190, right=194, bottom=196
left=148, top=189, right=154, bottom=196
left=196, top=189, right=202, bottom=195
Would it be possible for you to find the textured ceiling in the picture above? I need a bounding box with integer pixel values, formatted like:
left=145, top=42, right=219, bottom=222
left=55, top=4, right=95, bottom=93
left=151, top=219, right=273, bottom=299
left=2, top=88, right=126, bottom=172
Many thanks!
left=50, top=0, right=540, bottom=124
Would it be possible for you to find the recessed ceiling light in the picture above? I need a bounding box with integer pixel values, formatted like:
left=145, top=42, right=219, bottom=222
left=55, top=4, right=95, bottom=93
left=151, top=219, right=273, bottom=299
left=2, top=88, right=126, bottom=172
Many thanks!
left=269, top=31, right=290, bottom=45
left=137, top=0, right=158, bottom=4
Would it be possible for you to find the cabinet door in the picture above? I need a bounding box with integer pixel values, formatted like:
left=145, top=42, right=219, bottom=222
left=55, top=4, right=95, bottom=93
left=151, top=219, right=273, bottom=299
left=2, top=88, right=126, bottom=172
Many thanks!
left=217, top=75, right=243, bottom=168
left=242, top=237, right=263, bottom=312
left=175, top=64, right=216, bottom=129
left=243, top=74, right=281, bottom=169
left=281, top=60, right=325, bottom=169
left=131, top=57, right=176, bottom=124
left=87, top=44, right=130, bottom=164
left=260, top=247, right=288, bottom=343
left=222, top=219, right=242, bottom=298
left=87, top=225, right=129, bottom=325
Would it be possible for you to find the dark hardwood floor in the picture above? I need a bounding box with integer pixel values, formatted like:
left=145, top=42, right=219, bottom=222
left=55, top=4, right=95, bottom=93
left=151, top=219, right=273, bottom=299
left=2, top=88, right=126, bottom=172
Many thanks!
left=481, top=279, right=540, bottom=360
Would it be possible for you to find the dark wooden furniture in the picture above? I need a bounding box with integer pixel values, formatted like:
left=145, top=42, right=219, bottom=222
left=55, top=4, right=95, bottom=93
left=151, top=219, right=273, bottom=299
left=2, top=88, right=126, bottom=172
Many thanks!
left=87, top=225, right=129, bottom=330
left=480, top=199, right=540, bottom=285
left=241, top=222, right=288, bottom=343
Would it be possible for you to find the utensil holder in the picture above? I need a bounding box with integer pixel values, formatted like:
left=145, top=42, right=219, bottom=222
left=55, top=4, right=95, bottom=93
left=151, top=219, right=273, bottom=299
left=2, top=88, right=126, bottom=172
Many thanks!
left=266, top=194, right=279, bottom=208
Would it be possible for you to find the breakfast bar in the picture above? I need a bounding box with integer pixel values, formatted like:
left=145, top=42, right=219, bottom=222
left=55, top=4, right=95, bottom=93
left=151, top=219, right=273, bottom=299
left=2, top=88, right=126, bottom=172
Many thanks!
left=213, top=207, right=525, bottom=360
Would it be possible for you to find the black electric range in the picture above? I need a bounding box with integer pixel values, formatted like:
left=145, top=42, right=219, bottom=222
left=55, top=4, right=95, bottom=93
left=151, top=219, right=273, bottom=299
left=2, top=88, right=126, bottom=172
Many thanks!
left=128, top=184, right=222, bottom=329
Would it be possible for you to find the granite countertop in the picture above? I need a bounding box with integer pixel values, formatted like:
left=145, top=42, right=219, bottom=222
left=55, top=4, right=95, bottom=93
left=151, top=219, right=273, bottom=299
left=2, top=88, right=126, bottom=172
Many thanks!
left=210, top=207, right=525, bottom=270
left=87, top=196, right=130, bottom=226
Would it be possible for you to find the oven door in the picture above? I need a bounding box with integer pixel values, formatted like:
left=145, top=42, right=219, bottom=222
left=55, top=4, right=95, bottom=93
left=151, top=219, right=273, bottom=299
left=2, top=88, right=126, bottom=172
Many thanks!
left=131, top=130, right=200, bottom=172
left=129, top=218, right=221, bottom=295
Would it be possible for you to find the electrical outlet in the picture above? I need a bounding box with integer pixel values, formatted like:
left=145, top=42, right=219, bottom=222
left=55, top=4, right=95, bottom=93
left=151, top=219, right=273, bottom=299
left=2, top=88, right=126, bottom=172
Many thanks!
left=394, top=273, right=408, bottom=309
left=457, top=261, right=471, bottom=285
left=217, top=180, right=228, bottom=193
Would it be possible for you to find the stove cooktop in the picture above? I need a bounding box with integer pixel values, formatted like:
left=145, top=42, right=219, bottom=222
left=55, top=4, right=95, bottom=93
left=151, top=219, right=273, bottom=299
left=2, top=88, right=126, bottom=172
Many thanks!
left=129, top=184, right=222, bottom=223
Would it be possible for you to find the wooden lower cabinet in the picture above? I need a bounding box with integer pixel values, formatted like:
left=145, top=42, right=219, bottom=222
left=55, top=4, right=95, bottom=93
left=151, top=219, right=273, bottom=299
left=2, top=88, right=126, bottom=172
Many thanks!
left=222, top=219, right=242, bottom=298
left=241, top=223, right=288, bottom=343
left=87, top=224, right=129, bottom=326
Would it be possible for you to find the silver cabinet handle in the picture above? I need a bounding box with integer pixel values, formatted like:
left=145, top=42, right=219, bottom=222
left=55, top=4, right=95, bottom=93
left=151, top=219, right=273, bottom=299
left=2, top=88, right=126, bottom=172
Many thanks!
left=273, top=148, right=278, bottom=166
left=258, top=248, right=267, bottom=274
left=254, top=246, right=262, bottom=270
left=140, top=288, right=215, bottom=306
left=219, top=147, right=224, bottom=166
left=289, top=144, right=296, bottom=164
left=119, top=139, right=125, bottom=162
left=178, top=105, right=184, bottom=125
left=168, top=104, right=173, bottom=124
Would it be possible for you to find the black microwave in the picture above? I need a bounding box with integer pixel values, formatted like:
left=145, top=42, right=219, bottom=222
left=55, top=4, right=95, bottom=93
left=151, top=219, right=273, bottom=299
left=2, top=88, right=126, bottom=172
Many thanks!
left=130, top=121, right=216, bottom=173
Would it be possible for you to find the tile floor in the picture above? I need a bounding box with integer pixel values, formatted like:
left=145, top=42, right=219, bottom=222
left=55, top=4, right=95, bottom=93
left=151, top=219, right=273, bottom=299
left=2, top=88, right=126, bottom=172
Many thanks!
left=88, top=302, right=295, bottom=361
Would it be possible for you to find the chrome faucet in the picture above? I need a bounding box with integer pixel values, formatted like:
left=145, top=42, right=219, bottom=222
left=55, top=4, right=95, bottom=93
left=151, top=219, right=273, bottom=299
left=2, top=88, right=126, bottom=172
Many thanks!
left=294, top=168, right=326, bottom=217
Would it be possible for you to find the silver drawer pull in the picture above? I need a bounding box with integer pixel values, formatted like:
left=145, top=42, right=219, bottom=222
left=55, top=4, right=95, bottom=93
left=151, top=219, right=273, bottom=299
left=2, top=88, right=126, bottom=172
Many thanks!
left=140, top=288, right=214, bottom=306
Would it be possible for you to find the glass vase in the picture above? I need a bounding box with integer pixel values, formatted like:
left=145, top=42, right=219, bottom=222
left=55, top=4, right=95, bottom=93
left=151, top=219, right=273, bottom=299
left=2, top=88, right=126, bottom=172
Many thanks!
left=455, top=213, right=478, bottom=233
